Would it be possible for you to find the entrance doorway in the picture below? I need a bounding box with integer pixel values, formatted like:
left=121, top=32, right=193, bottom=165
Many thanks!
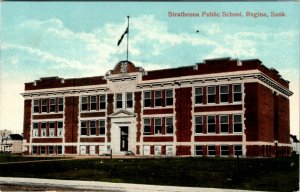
left=120, top=126, right=128, bottom=151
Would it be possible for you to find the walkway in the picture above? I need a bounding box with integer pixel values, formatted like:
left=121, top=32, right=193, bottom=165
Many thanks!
left=0, top=177, right=263, bottom=192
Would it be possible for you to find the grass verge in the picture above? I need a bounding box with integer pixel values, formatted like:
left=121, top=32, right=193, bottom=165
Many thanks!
left=0, top=155, right=298, bottom=191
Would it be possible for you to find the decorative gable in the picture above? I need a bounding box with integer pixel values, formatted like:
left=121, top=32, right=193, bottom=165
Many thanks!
left=108, top=109, right=136, bottom=118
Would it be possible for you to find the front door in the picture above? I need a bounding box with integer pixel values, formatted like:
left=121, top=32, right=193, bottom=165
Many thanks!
left=120, top=126, right=128, bottom=151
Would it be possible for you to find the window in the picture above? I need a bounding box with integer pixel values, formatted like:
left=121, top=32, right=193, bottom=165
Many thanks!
left=90, top=96, right=97, bottom=110
left=32, top=146, right=37, bottom=154
left=155, top=91, right=162, bottom=107
left=90, top=121, right=96, bottom=136
left=166, top=117, right=173, bottom=134
left=57, top=146, right=62, bottom=155
left=33, top=123, right=39, bottom=137
left=81, top=96, right=88, bottom=111
left=207, top=145, right=216, bottom=156
left=195, top=87, right=203, bottom=104
left=41, top=99, right=48, bottom=113
left=144, top=91, right=151, bottom=107
left=221, top=145, right=229, bottom=156
left=48, top=146, right=54, bottom=155
left=40, top=146, right=46, bottom=155
left=234, top=145, right=243, bottom=156
left=49, top=122, right=55, bottom=137
left=166, top=90, right=173, bottom=106
left=207, top=86, right=216, bottom=103
left=155, top=118, right=162, bottom=134
left=41, top=123, right=47, bottom=137
left=195, top=145, right=203, bottom=156
left=220, top=115, right=229, bottom=133
left=144, top=118, right=151, bottom=135
left=57, top=122, right=63, bottom=137
left=50, top=98, right=56, bottom=112
left=99, top=95, right=106, bottom=110
left=33, top=99, right=39, bottom=113
left=220, top=85, right=229, bottom=103
left=81, top=121, right=87, bottom=136
left=116, top=93, right=123, bottom=109
left=195, top=116, right=203, bottom=134
left=126, top=93, right=133, bottom=108
left=207, top=116, right=216, bottom=133
left=58, top=98, right=64, bottom=112
left=233, top=84, right=242, bottom=102
left=233, top=115, right=243, bottom=133
left=99, top=120, right=105, bottom=135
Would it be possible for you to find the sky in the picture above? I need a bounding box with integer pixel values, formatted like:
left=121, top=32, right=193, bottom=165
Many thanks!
left=1, top=2, right=299, bottom=137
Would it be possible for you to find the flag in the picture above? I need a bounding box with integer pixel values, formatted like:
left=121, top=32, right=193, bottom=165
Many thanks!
left=117, top=27, right=128, bottom=46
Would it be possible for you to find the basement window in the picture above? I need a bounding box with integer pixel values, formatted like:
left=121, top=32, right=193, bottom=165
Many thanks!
left=221, top=145, right=229, bottom=156
left=234, top=145, right=243, bottom=156
left=195, top=145, right=203, bottom=156
left=207, top=145, right=216, bottom=156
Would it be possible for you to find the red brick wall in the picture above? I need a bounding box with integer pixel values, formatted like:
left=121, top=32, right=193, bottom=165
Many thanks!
left=80, top=137, right=105, bottom=142
left=142, top=59, right=288, bottom=88
left=194, top=135, right=242, bottom=142
left=33, top=114, right=63, bottom=120
left=25, top=76, right=107, bottom=91
left=134, top=92, right=142, bottom=142
left=143, top=136, right=173, bottom=142
left=194, top=105, right=242, bottom=112
left=175, top=87, right=192, bottom=142
left=23, top=100, right=32, bottom=143
left=143, top=108, right=173, bottom=115
left=106, top=94, right=114, bottom=142
left=32, top=138, right=63, bottom=143
left=65, top=146, right=77, bottom=154
left=80, top=112, right=105, bottom=118
left=65, top=96, right=79, bottom=143
left=244, top=83, right=259, bottom=141
left=277, top=95, right=290, bottom=143
left=257, top=84, right=275, bottom=142
left=176, top=146, right=191, bottom=156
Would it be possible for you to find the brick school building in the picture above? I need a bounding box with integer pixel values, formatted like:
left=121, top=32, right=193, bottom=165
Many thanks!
left=21, top=57, right=293, bottom=157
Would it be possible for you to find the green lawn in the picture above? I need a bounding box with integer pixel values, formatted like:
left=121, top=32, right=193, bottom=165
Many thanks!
left=0, top=154, right=70, bottom=163
left=0, top=155, right=298, bottom=191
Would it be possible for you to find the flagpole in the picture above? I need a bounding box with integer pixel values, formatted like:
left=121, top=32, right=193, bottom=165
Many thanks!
left=126, top=16, right=129, bottom=61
